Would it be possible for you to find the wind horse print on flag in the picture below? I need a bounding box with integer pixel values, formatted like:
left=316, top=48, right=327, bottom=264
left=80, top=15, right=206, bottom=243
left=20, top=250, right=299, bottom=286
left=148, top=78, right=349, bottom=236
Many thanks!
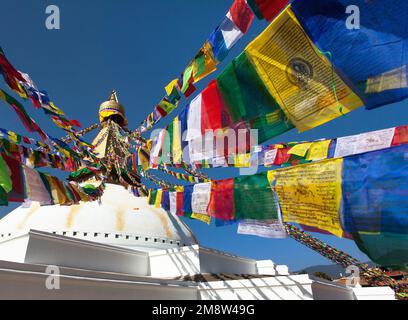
left=292, top=0, right=408, bottom=110
left=245, top=6, right=363, bottom=133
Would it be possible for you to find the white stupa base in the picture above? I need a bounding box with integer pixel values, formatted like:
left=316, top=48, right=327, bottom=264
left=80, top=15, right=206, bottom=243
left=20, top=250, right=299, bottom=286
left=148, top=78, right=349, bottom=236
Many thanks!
left=0, top=230, right=395, bottom=300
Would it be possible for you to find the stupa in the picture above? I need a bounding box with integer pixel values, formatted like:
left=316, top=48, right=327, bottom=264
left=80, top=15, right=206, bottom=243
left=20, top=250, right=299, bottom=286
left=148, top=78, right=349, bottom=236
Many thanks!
left=0, top=92, right=394, bottom=300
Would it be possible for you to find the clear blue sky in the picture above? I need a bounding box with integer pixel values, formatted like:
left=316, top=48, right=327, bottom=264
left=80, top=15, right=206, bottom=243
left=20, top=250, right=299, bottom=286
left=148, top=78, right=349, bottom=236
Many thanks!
left=0, top=0, right=406, bottom=271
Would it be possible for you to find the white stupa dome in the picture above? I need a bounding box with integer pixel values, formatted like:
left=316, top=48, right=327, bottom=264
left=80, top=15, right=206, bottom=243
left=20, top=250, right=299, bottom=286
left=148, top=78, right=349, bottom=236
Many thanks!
left=0, top=184, right=198, bottom=252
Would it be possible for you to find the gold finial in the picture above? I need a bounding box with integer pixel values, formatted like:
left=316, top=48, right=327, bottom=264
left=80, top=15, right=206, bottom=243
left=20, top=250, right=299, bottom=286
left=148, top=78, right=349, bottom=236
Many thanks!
left=109, top=90, right=119, bottom=103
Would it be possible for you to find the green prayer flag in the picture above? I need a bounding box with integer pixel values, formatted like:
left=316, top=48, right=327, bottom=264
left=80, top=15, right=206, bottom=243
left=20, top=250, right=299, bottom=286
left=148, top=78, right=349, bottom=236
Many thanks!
left=353, top=232, right=408, bottom=270
left=181, top=64, right=194, bottom=94
left=193, top=51, right=206, bottom=79
left=217, top=52, right=294, bottom=143
left=0, top=185, right=8, bottom=206
left=0, top=154, right=12, bottom=193
left=234, top=172, right=278, bottom=220
left=149, top=189, right=158, bottom=205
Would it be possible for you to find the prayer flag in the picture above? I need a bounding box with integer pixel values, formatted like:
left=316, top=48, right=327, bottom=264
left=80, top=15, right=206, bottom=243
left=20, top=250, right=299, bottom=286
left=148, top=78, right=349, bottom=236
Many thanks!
left=193, top=41, right=218, bottom=83
left=217, top=52, right=293, bottom=143
left=245, top=7, right=363, bottom=132
left=234, top=172, right=278, bottom=221
left=342, top=145, right=408, bottom=234
left=229, top=0, right=254, bottom=33
left=185, top=94, right=202, bottom=141
left=191, top=182, right=212, bottom=215
left=292, top=0, right=408, bottom=110
left=201, top=80, right=223, bottom=133
left=0, top=153, right=12, bottom=193
left=238, top=219, right=287, bottom=239
left=306, top=140, right=331, bottom=161
left=23, top=166, right=52, bottom=205
left=2, top=154, right=25, bottom=202
left=182, top=185, right=194, bottom=217
left=155, top=189, right=163, bottom=208
left=247, top=0, right=288, bottom=22
left=208, top=178, right=235, bottom=221
left=271, top=159, right=344, bottom=237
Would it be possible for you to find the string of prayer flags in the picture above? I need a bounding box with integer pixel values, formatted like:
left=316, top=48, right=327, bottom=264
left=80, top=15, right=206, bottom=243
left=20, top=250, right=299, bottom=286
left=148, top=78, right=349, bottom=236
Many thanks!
left=158, top=165, right=210, bottom=183
left=292, top=0, right=408, bottom=110
left=138, top=0, right=255, bottom=133
left=245, top=7, right=363, bottom=133
left=341, top=144, right=408, bottom=235
left=247, top=0, right=289, bottom=22
left=0, top=89, right=48, bottom=141
left=0, top=47, right=81, bottom=131
left=0, top=151, right=103, bottom=206
left=0, top=47, right=29, bottom=98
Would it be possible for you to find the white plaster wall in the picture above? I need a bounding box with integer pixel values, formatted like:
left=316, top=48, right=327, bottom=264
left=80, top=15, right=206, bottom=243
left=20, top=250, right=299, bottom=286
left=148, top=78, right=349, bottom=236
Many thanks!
left=199, top=275, right=314, bottom=300
left=0, top=234, right=30, bottom=263
left=199, top=248, right=257, bottom=275
left=0, top=268, right=198, bottom=300
left=149, top=245, right=200, bottom=277
left=352, top=287, right=396, bottom=300
left=24, top=231, right=150, bottom=276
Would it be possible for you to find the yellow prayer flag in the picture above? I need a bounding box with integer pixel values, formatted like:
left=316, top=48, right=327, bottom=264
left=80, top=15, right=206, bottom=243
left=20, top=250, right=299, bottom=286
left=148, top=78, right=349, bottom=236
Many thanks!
left=273, top=159, right=344, bottom=237
left=234, top=154, right=251, bottom=168
left=287, top=142, right=313, bottom=157
left=193, top=41, right=218, bottom=83
left=191, top=212, right=212, bottom=225
left=172, top=116, right=182, bottom=165
left=165, top=79, right=179, bottom=96
left=155, top=189, right=163, bottom=208
left=306, top=140, right=331, bottom=161
left=245, top=7, right=363, bottom=133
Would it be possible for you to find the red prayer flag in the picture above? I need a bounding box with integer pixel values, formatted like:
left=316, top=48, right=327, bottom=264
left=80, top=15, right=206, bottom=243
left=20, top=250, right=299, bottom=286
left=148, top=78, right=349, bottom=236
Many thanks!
left=229, top=0, right=255, bottom=33
left=274, top=147, right=291, bottom=165
left=208, top=179, right=235, bottom=221
left=201, top=80, right=223, bottom=133
left=176, top=191, right=184, bottom=216
left=254, top=0, right=288, bottom=22
left=392, top=125, right=408, bottom=146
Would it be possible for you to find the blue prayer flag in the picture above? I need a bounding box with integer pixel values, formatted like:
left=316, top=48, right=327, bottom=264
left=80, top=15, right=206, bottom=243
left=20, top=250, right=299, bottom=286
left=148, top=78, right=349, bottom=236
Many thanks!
left=292, top=0, right=408, bottom=110
left=341, top=144, right=408, bottom=234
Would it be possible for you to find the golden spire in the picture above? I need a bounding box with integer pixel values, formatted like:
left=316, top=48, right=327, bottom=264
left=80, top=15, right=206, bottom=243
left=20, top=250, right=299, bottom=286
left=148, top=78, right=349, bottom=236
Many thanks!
left=99, top=90, right=127, bottom=126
